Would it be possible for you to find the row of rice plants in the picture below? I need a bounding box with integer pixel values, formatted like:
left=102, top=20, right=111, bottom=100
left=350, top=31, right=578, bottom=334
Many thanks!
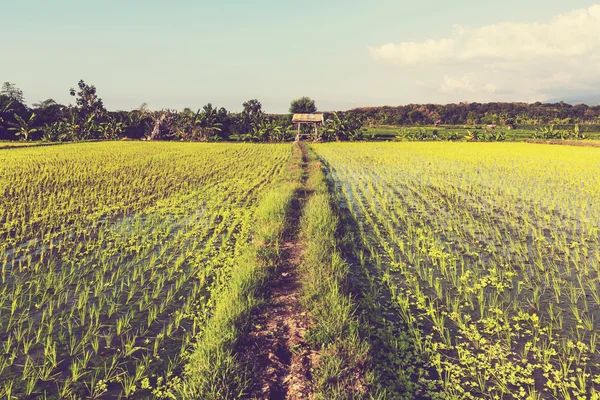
left=314, top=142, right=600, bottom=399
left=0, top=142, right=290, bottom=398
left=178, top=143, right=304, bottom=399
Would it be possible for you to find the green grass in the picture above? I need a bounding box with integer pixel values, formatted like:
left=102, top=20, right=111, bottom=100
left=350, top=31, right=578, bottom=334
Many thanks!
left=177, top=143, right=303, bottom=399
left=299, top=146, right=373, bottom=399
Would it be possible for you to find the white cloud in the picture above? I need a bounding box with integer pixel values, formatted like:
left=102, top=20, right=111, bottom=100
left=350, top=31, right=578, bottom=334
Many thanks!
left=438, top=76, right=498, bottom=95
left=370, top=5, right=600, bottom=101
left=439, top=76, right=475, bottom=93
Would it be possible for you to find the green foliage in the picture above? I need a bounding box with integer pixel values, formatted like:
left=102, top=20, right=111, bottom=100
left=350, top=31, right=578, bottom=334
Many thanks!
left=7, top=112, right=38, bottom=141
left=347, top=102, right=600, bottom=126
left=289, top=96, right=317, bottom=114
left=98, top=115, right=126, bottom=140
left=322, top=112, right=366, bottom=141
left=248, top=118, right=290, bottom=142
left=0, top=142, right=291, bottom=398
left=69, top=80, right=106, bottom=119
left=239, top=99, right=263, bottom=134
left=0, top=82, right=25, bottom=104
left=314, top=142, right=600, bottom=399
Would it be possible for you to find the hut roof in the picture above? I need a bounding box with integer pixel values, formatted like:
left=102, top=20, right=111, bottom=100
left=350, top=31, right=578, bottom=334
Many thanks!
left=292, top=113, right=324, bottom=123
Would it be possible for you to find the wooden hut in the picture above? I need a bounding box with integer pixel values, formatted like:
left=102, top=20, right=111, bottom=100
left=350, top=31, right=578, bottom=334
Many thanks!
left=292, top=113, right=324, bottom=141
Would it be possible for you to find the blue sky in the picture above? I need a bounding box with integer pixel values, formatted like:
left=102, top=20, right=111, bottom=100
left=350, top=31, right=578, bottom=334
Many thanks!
left=1, top=0, right=599, bottom=112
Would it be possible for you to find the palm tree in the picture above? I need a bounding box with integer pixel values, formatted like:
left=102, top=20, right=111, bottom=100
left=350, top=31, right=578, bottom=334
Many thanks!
left=8, top=113, right=38, bottom=141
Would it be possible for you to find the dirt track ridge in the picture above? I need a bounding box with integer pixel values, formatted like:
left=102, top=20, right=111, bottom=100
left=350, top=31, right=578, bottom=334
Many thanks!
left=238, top=142, right=315, bottom=400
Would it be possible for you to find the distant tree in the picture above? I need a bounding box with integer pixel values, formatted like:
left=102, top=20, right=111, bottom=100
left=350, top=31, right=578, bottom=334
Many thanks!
left=0, top=96, right=14, bottom=131
left=235, top=99, right=264, bottom=135
left=408, top=109, right=425, bottom=125
left=0, top=83, right=29, bottom=140
left=69, top=80, right=106, bottom=118
left=197, top=103, right=224, bottom=140
left=65, top=80, right=107, bottom=140
left=289, top=96, right=317, bottom=114
left=243, top=99, right=262, bottom=118
left=32, top=99, right=58, bottom=109
left=1, top=82, right=25, bottom=104
left=249, top=118, right=289, bottom=142
left=96, top=115, right=125, bottom=140
left=32, top=99, right=65, bottom=128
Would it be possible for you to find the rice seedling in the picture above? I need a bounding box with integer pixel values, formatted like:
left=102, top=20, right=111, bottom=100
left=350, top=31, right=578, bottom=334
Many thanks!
left=0, top=142, right=291, bottom=398
left=313, top=141, right=600, bottom=398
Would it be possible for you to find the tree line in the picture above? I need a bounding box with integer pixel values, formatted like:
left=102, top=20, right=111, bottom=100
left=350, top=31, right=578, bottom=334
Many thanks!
left=0, top=82, right=352, bottom=142
left=350, top=102, right=600, bottom=127
left=2, top=80, right=600, bottom=142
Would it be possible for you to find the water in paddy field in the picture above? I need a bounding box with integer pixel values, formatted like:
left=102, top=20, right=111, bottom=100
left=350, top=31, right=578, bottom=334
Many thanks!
left=313, top=143, right=600, bottom=397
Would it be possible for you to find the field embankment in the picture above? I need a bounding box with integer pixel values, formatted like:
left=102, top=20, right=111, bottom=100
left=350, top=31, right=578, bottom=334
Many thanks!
left=525, top=139, right=600, bottom=147
left=233, top=142, right=371, bottom=399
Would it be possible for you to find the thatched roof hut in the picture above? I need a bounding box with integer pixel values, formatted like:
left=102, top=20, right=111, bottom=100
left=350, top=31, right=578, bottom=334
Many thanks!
left=292, top=113, right=324, bottom=124
left=292, top=113, right=324, bottom=141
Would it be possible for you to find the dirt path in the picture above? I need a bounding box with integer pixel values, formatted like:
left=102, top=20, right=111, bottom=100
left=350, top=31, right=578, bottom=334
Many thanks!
left=238, top=142, right=316, bottom=400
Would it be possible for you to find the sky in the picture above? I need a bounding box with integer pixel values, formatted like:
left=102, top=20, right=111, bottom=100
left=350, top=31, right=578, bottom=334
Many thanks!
left=1, top=0, right=599, bottom=112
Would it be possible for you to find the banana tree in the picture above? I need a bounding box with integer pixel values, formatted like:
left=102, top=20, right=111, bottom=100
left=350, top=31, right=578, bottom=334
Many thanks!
left=250, top=120, right=270, bottom=142
left=413, top=127, right=428, bottom=141
left=395, top=127, right=409, bottom=141
left=64, top=112, right=97, bottom=141
left=445, top=131, right=461, bottom=141
left=569, top=123, right=587, bottom=140
left=534, top=125, right=559, bottom=140
left=41, top=121, right=68, bottom=142
left=324, top=112, right=365, bottom=141
left=99, top=117, right=126, bottom=140
left=464, top=130, right=481, bottom=141
left=197, top=104, right=223, bottom=140
left=7, top=113, right=38, bottom=141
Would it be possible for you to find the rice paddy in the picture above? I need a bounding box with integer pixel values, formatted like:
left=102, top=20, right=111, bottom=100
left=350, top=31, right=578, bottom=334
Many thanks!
left=313, top=142, right=600, bottom=399
left=0, top=142, right=290, bottom=398
left=1, top=140, right=599, bottom=399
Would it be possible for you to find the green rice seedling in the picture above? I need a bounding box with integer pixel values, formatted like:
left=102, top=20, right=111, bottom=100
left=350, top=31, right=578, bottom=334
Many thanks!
left=313, top=141, right=600, bottom=397
left=0, top=142, right=293, bottom=397
left=2, top=381, right=13, bottom=400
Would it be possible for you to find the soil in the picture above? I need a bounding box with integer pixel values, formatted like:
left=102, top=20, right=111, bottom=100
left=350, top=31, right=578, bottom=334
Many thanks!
left=237, top=142, right=316, bottom=400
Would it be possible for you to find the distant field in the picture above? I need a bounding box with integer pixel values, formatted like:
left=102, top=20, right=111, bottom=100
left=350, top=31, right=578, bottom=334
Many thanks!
left=365, top=126, right=600, bottom=141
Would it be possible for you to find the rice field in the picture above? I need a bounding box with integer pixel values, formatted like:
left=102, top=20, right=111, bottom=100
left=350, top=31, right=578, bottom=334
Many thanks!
left=2, top=140, right=600, bottom=399
left=0, top=142, right=290, bottom=399
left=313, top=142, right=600, bottom=399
